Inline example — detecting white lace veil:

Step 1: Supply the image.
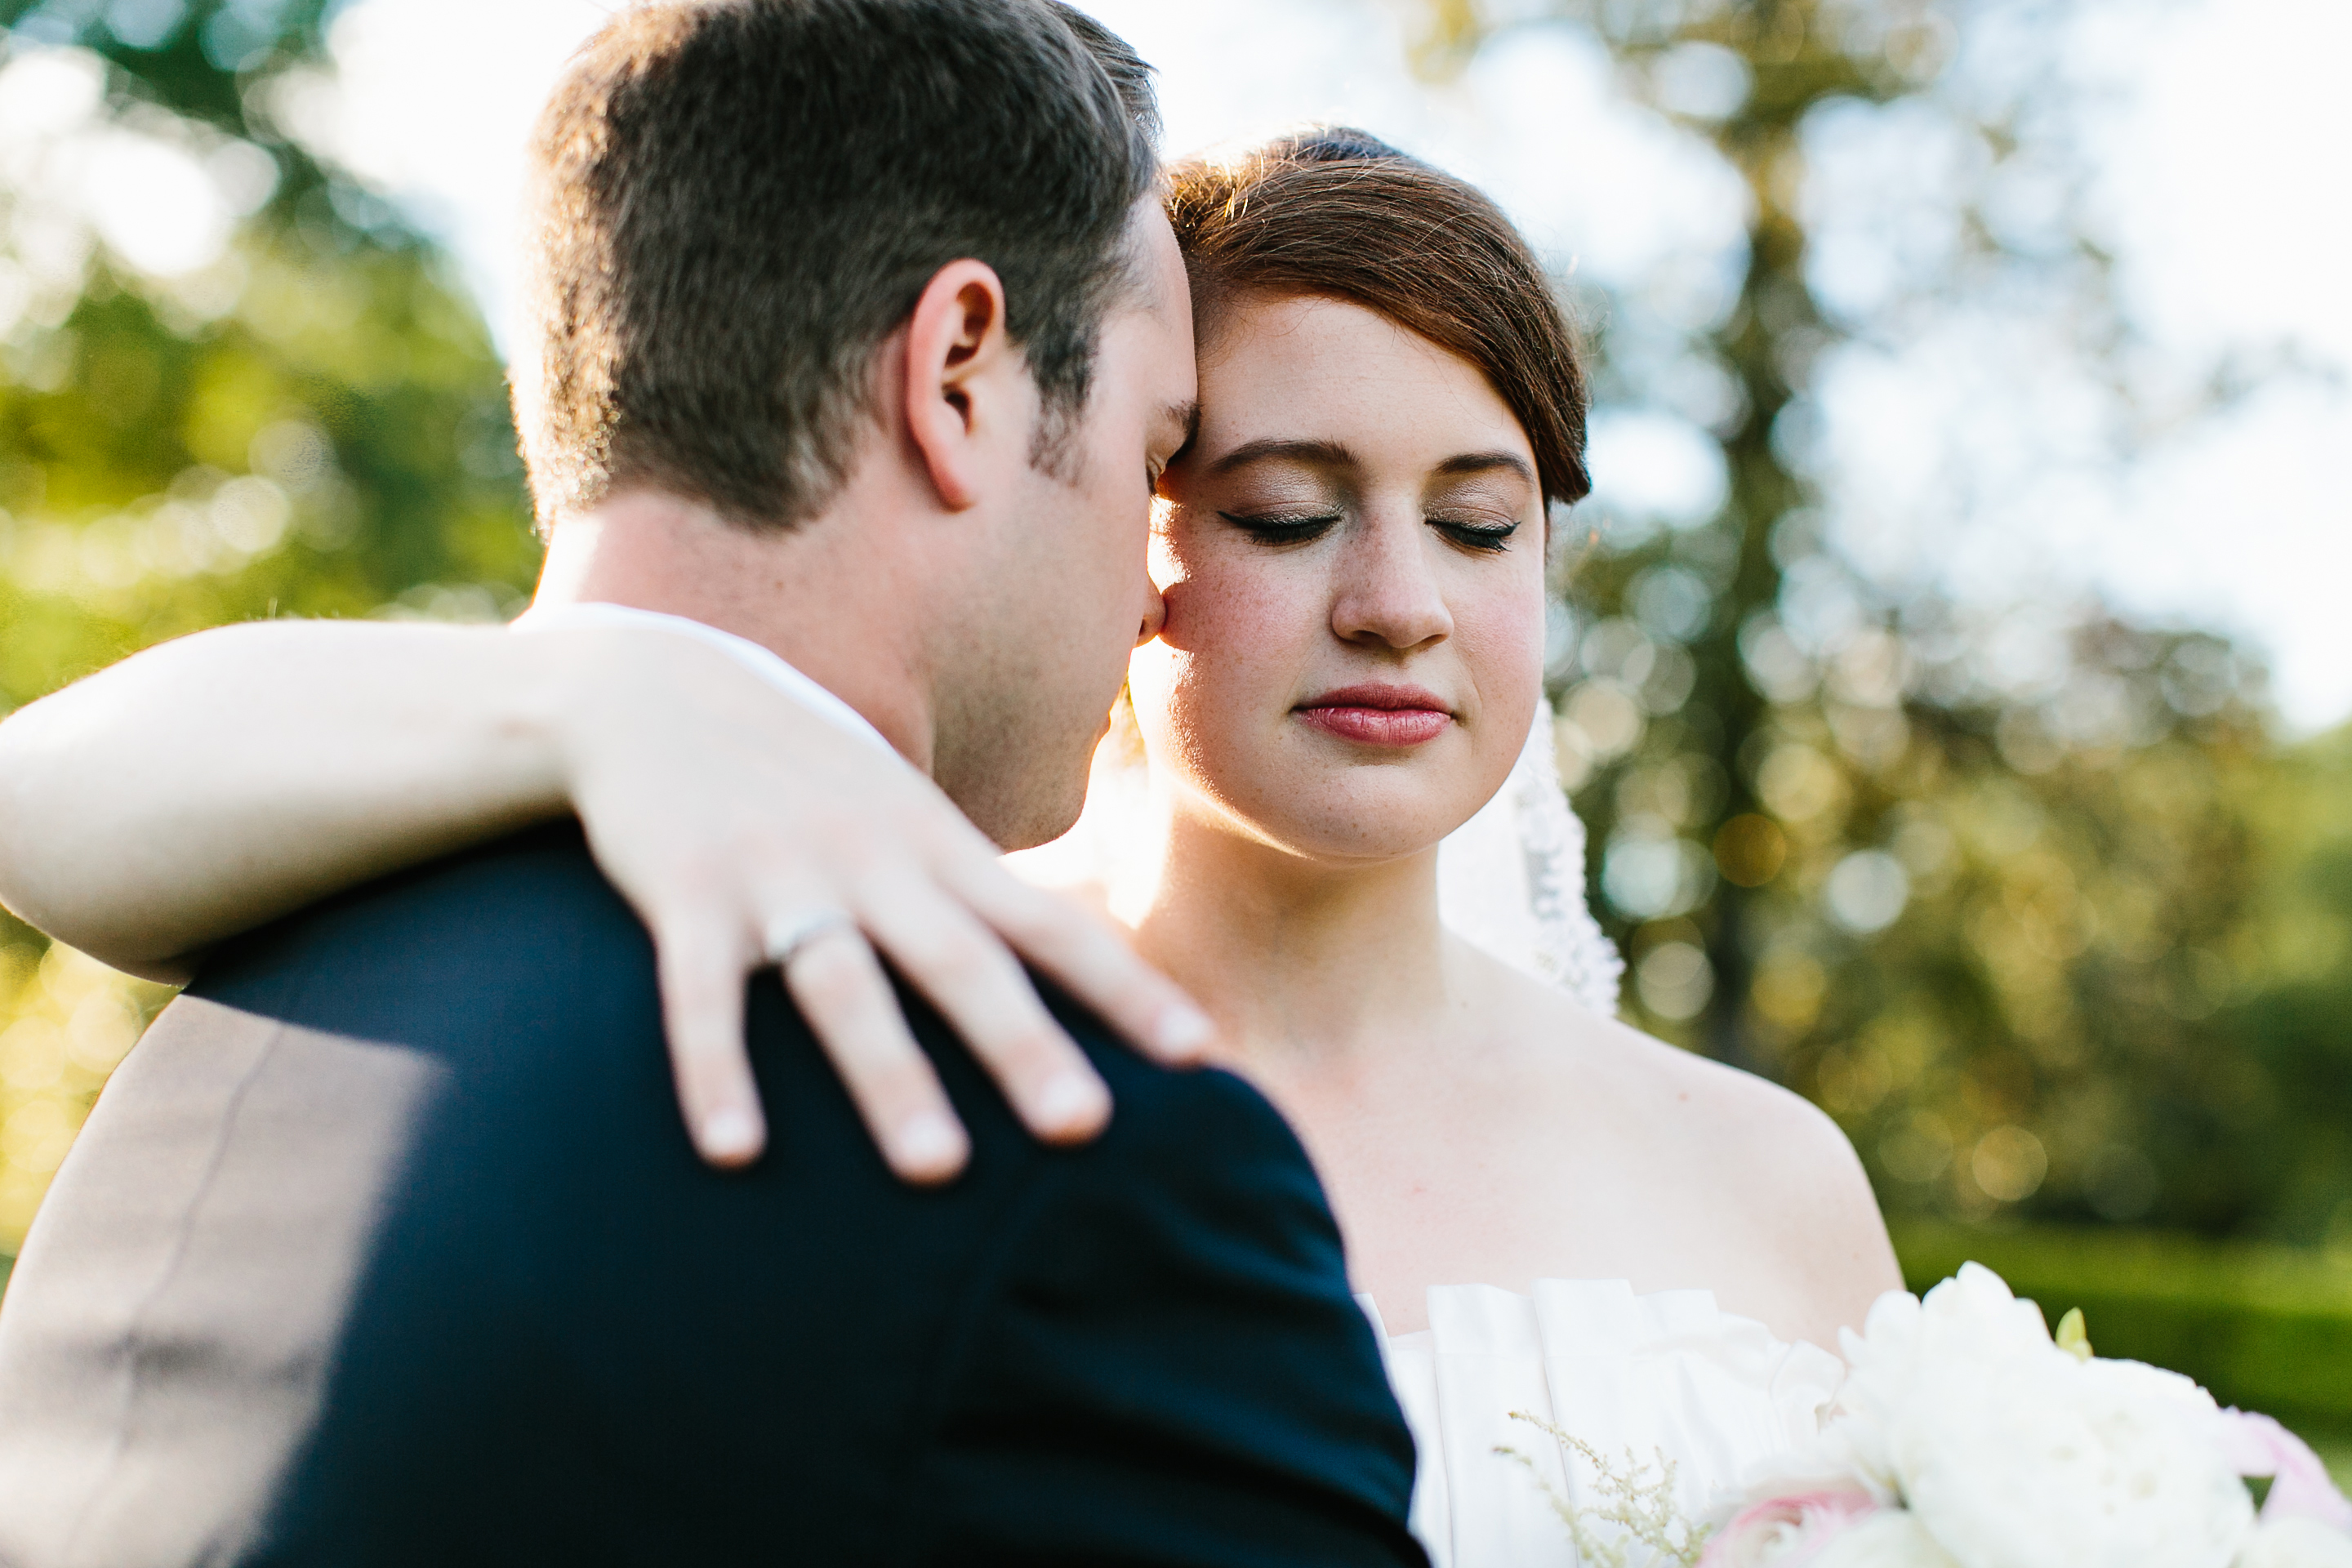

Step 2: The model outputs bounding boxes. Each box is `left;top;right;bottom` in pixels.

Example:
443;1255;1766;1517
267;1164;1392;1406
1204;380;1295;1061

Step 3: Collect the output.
1013;699;1624;1018
1436;697;1623;1017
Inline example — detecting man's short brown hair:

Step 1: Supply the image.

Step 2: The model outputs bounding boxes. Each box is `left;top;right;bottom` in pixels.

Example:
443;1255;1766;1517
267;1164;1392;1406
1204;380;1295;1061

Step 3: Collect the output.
514;0;1157;532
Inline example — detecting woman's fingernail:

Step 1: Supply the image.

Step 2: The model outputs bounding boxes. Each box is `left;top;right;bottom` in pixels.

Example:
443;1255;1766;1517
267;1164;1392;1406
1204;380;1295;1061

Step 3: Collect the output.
1156;1005;1215;1061
701;1108;762;1161
894;1112;966;1174
1033;1070;1109;1134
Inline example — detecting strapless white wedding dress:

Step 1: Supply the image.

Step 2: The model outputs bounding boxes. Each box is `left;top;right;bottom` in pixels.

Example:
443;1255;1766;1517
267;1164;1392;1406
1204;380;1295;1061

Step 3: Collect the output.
1363;1281;1846;1567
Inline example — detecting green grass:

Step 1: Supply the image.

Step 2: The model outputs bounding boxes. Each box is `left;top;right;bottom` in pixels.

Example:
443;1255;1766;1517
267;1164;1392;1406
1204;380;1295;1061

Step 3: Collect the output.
1893;1218;2352;1487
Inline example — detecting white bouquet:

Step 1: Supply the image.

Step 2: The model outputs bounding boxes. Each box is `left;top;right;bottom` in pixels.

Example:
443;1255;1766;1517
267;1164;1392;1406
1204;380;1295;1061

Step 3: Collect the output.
1699;1264;2352;1568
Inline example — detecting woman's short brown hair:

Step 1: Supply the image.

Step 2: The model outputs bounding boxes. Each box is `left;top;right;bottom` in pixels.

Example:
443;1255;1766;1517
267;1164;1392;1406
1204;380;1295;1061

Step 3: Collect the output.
1165;128;1590;509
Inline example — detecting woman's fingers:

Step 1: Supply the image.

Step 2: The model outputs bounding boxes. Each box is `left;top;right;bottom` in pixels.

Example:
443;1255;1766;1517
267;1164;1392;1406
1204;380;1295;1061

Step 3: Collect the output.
653;910;770;1168
781;923;971;1183
947;858;1215;1067
635;808;1213;1183
853;870;1112;1147
568;632;1219;1181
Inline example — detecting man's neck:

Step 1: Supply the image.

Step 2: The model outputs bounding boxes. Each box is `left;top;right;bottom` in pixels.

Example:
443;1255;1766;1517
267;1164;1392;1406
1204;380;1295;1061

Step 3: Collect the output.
532;488;938;772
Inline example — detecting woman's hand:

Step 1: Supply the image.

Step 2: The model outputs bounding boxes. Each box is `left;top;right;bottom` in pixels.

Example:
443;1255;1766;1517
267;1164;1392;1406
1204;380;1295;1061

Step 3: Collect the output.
0;619;1211;1182
550;626;1214;1178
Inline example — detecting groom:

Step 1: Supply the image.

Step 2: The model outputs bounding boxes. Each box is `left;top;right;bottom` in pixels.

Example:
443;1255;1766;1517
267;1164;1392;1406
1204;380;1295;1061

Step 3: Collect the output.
0;2;1424;1563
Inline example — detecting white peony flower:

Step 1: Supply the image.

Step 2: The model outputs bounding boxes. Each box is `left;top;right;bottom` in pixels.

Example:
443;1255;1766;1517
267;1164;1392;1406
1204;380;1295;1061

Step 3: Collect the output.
2237;1518;2352;1568
1827;1263;2062;1503
1827;1264;2255;1568
1809;1510;1962;1568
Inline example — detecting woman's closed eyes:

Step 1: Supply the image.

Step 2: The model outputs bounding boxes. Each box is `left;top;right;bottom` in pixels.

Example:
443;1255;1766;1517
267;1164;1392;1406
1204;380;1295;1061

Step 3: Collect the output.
1218;508;1523;554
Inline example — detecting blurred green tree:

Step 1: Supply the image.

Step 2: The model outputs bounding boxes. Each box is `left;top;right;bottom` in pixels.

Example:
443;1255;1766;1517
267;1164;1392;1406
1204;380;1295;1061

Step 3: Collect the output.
1415;0;2344;1239
0;0;535;1246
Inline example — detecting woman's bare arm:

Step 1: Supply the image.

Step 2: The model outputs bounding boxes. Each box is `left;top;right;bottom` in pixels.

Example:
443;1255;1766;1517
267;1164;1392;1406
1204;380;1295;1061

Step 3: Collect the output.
0;620;1211;1177
0;621;574;978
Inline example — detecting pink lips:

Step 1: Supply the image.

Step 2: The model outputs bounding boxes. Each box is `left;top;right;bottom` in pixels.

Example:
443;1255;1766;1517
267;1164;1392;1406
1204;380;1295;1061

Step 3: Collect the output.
1294;683;1454;747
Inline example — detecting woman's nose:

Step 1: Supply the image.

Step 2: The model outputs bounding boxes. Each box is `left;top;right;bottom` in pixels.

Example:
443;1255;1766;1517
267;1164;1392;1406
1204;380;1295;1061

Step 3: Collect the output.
1330;514;1452;651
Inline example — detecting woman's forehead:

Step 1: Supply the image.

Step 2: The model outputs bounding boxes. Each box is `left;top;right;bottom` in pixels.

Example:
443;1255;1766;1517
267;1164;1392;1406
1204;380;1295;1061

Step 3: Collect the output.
1192;296;1535;472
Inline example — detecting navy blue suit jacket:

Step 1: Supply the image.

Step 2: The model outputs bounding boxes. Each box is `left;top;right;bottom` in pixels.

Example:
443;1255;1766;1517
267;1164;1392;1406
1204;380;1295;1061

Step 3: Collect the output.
57;824;1423;1564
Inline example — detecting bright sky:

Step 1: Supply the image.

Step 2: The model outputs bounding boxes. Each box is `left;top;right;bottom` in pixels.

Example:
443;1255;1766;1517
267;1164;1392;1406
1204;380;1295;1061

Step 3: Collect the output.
292;0;2351;731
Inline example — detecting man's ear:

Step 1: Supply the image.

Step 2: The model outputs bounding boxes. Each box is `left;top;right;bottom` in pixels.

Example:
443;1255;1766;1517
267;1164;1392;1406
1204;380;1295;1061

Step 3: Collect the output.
902;259;1022;512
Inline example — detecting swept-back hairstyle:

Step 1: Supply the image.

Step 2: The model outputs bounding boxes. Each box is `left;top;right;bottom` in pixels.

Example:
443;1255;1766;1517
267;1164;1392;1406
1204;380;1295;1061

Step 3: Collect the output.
514;0;1158;532
1164;128;1590;509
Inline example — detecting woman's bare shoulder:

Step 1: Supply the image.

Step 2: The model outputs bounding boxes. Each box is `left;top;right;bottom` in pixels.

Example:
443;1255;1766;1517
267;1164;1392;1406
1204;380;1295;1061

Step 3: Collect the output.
1648;1038;1904;1340
1612;1019;1883;1202
1519;979;1823;1137
1508;973;1904;1340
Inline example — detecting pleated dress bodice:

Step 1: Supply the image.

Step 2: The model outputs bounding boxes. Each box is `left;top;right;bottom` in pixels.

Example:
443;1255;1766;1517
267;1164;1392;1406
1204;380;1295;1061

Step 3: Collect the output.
1364;1280;1846;1567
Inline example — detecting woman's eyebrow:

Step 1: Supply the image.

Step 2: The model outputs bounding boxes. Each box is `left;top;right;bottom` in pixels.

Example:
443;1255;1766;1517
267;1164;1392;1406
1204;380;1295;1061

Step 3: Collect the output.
1207;438;1356;474
1432;452;1536;484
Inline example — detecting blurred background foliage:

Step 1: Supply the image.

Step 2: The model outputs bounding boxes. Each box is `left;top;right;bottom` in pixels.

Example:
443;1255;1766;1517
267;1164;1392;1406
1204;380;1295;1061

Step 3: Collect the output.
1428;0;2350;1457
0;0;2345;1439
1394;0;2351;1253
0;0;533;1245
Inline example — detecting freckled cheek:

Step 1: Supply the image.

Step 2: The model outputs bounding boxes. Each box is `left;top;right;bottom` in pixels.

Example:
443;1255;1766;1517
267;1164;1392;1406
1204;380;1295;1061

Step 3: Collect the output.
1482;590;1549;673
1454;585;1549;724
1134;562;1318;772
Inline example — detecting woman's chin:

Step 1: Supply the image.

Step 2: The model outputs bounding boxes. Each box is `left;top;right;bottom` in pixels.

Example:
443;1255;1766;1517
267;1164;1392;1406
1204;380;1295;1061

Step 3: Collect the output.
1226;787;1479;866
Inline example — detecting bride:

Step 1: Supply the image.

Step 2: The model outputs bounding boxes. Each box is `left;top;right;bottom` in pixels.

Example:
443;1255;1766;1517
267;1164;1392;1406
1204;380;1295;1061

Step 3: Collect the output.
0;131;1898;1562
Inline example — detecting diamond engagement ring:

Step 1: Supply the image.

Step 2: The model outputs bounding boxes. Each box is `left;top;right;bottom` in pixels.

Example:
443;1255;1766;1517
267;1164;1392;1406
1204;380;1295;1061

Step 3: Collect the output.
761;909;858;968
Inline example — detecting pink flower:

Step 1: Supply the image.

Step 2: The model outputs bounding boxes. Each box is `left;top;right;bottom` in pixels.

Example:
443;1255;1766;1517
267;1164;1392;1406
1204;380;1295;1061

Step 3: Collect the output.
2219;1410;2352;1533
1699;1487;1881;1566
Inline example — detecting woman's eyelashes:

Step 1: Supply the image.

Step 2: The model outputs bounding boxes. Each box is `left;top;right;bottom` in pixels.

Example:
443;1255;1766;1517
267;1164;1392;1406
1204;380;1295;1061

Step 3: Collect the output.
1430;515;1520;553
1217;508;1522;554
1220;510;1343;545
